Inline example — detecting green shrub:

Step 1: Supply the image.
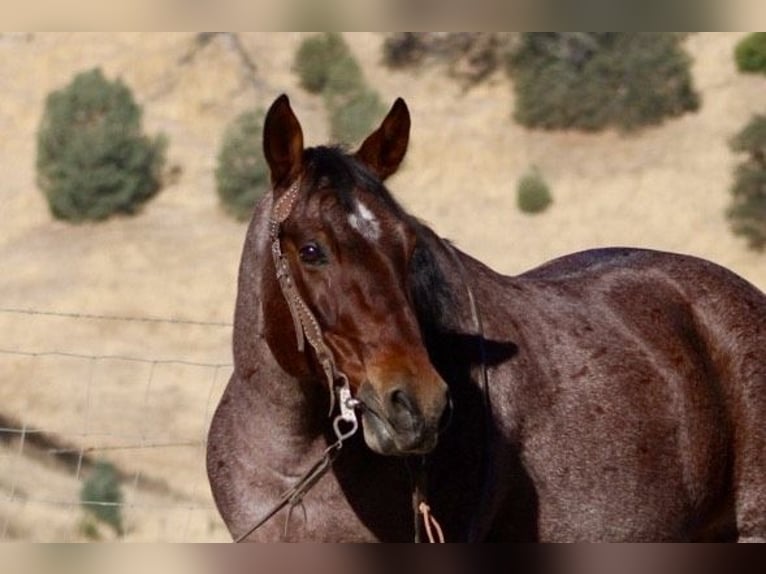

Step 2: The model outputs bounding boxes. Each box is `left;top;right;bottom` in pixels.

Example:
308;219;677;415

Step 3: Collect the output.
517;168;553;214
36;68;166;222
293;33;350;94
80;460;124;536
734;33;766;74
322;49;383;145
294;33;384;146
328;88;386;146
727;114;766;250
382;33;428;68
215;108;269;220
323;52;365;100
382;33;519;84
508;33;700;132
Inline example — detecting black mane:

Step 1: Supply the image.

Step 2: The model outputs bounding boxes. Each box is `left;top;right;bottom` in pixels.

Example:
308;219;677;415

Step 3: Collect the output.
408;234;456;340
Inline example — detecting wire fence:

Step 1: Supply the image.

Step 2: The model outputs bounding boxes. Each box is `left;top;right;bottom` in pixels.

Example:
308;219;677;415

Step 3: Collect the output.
0;307;235;541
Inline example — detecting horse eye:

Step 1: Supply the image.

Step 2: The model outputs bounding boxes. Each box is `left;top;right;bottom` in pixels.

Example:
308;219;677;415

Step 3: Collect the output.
298;242;326;265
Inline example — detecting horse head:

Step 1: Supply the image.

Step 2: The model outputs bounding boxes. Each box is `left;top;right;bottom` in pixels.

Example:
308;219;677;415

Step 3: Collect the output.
260;95;449;456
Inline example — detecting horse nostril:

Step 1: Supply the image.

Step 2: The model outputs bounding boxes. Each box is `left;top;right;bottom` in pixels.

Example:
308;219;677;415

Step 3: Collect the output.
377;383;447;454
385;387;423;435
388;388;416;415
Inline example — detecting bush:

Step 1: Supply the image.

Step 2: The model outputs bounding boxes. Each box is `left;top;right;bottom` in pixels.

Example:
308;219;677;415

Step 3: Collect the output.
36;68;166;222
734;33;766;74
328;87;385;146
294;33;384;146
517;168;553;214
215;108;269;220
382;33;429;68
323;52;365;100
80;460;124;536
727;114;766;250
383;33;519;84
508;33;700;132
293;33;350;94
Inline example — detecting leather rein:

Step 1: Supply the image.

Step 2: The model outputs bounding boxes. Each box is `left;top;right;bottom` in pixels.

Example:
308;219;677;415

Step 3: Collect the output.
236;178;487;543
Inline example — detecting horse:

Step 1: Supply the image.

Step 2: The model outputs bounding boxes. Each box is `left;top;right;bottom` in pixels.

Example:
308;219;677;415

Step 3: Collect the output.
207;94;766;542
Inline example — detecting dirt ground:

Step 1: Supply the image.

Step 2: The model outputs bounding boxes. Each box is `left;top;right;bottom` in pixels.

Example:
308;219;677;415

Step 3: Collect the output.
0;32;763;541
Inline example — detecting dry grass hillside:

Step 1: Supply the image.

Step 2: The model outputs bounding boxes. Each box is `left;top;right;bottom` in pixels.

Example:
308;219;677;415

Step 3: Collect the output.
0;32;763;541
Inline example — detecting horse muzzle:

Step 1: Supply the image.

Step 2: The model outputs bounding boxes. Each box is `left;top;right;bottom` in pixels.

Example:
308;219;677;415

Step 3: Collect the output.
357;379;449;456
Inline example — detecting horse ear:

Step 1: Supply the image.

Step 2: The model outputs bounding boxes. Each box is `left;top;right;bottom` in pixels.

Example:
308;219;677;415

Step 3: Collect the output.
263;94;304;189
355;98;410;181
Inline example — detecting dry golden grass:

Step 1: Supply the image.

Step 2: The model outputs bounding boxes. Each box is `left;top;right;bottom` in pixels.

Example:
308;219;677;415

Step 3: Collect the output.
0;32;763;541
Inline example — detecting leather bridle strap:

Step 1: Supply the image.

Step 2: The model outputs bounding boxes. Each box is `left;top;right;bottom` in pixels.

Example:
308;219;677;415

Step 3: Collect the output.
234;434;345;542
269;178;343;415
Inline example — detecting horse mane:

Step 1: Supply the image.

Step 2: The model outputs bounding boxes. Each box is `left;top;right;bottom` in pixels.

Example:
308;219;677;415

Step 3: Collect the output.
408;231;456;341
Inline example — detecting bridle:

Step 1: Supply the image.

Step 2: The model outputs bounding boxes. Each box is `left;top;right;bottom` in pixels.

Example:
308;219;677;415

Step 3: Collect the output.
236;177;488;543
268;178;356;422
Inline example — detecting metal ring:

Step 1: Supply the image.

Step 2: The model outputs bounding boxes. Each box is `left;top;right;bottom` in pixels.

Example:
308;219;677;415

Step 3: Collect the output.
332;414;359;444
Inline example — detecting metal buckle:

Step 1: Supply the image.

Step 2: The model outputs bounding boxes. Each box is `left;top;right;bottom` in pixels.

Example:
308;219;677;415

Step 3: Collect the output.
332;380;360;444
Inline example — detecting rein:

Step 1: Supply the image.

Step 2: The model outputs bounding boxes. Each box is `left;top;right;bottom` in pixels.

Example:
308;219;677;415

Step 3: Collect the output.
237;178;489;543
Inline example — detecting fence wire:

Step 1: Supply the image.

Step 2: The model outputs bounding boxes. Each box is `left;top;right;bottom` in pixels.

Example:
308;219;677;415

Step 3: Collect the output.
0;307;234;541
0;306;234;328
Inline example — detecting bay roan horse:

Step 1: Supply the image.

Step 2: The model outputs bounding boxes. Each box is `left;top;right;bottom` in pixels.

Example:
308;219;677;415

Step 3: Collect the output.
207;94;766;542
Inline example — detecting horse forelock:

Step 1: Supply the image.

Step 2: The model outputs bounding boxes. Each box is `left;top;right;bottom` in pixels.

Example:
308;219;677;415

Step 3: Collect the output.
302;146;406;216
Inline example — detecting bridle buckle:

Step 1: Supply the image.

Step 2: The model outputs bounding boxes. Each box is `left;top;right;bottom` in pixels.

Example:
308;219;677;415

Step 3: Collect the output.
332;378;360;443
